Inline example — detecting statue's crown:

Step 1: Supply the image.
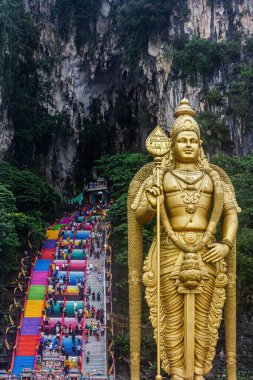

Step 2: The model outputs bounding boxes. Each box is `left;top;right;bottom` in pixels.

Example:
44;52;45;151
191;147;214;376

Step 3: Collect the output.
170;98;200;141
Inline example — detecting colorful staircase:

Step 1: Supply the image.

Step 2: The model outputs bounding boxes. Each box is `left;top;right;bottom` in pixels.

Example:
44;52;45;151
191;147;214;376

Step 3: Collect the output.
12;226;59;375
11;209;109;379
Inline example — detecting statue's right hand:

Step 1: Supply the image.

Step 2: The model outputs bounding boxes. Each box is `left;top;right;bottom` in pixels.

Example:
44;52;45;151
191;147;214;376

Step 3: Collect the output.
146;185;164;209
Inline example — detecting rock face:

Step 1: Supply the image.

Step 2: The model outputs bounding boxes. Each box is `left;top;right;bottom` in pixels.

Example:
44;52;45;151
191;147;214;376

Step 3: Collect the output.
1;0;253;187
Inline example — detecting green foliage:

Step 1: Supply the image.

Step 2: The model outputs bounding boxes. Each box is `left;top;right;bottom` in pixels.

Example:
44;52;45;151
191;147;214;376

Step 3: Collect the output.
114;0;187;68
0;210;20;273
212;154;253;281
0;161;61;218
244;37;253;55
204;89;223;107
172;37;240;81
0;160;61;274
222;62;253;128
0;0;71;166
9;213;44;248
196;111;232;155
53;0;102;50
0;185;16;212
114;334;130;358
96;152;151;264
208;369;253;379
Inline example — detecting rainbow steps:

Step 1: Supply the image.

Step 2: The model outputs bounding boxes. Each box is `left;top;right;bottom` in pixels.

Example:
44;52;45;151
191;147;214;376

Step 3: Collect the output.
12;229;57;376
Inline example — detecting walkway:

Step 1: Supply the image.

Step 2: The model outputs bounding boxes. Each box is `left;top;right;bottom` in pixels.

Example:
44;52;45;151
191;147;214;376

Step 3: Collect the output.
83;225;107;378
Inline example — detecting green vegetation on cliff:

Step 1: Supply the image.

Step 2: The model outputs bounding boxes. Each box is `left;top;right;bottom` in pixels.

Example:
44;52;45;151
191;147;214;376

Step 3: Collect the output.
0;0;71;167
0;161;61;274
53;0;102;50
115;0;188;68
172;37;240;80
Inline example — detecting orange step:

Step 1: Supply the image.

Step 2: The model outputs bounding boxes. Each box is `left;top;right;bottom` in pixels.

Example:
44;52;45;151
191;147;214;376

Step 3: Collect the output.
46;230;59;239
24;300;44;317
16;335;38;356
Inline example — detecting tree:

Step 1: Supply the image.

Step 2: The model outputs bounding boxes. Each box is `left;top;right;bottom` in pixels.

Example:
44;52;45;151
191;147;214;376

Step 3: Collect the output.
0;185;16;212
0;160;61;276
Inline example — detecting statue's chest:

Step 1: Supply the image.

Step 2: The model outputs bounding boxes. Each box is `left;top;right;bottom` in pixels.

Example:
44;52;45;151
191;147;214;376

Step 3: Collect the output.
163;172;213;213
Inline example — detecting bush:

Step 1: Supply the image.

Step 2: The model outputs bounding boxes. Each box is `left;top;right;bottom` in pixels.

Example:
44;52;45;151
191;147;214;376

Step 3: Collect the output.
115;0;187;68
0;160;61;274
196;111;232;155
204;89;223;107
172;37;240;80
53;0;102;50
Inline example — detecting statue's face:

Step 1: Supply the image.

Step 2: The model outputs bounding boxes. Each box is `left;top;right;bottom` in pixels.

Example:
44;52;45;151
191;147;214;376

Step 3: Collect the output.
173;131;200;163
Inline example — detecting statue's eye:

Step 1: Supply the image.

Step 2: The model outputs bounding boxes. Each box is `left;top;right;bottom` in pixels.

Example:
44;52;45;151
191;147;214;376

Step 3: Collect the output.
190;139;198;143
178;138;187;143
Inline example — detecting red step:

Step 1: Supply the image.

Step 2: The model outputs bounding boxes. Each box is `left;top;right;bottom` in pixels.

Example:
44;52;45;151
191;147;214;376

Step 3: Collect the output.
16;335;38;356
41;248;54;259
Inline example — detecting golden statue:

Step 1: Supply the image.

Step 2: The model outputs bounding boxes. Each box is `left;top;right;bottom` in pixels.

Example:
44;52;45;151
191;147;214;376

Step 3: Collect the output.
128;99;240;380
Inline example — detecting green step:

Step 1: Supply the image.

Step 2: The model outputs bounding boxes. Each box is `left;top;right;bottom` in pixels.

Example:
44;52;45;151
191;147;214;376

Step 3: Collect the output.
28;285;46;300
65;301;84;317
53;223;61;230
72;250;87;260
53;302;62;317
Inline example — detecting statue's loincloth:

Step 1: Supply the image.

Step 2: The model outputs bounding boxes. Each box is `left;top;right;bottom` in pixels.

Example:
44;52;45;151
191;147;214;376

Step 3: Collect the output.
158;230;216;278
143;230;223;376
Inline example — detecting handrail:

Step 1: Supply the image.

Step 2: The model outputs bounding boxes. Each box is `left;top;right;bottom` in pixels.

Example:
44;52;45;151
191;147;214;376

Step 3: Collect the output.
81;250;88;373
105;222;115;380
81;213;91;374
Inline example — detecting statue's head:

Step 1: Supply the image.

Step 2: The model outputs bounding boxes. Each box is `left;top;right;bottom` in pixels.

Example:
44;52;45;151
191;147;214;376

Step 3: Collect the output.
164;99;208;169
170;98;200;143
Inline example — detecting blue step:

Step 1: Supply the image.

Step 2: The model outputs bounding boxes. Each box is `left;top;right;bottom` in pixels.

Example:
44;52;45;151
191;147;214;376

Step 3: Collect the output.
12;356;35;375
34;259;51;271
63;231;74;239
75;230;90;239
62;335;82;355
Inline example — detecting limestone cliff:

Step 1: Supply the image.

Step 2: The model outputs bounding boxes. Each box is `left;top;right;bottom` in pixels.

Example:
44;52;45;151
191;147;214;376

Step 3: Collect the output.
1;0;253;187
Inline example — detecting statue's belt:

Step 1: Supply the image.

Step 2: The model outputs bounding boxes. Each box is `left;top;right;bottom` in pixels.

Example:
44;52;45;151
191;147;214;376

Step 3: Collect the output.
156;231;216;277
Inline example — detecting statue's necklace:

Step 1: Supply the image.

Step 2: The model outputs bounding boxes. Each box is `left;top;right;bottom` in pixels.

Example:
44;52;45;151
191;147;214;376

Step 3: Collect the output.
172;172;205;214
172;169;204;185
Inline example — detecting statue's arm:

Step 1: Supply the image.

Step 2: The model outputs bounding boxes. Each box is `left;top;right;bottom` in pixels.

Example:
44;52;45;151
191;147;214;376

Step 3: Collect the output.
203;180;239;263
221;182;240;246
222;212;238;245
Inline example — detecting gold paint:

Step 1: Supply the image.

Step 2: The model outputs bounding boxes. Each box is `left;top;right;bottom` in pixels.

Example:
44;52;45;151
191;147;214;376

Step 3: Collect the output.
146;125;169;378
128;270;142;286
128;99;239;379
130;352;140;365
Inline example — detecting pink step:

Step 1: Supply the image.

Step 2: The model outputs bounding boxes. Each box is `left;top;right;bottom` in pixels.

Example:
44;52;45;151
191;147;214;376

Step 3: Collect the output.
31;271;48;285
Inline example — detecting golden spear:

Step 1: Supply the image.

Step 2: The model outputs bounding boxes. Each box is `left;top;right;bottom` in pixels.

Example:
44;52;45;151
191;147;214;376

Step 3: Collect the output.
146;125;170;380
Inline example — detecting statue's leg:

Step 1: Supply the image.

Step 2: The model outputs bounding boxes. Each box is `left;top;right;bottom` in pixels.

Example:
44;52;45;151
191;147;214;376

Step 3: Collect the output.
160;273;184;376
195;275;215;377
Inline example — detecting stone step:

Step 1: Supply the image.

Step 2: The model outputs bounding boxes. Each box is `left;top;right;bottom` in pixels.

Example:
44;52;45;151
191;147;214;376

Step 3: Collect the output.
84;236;107;375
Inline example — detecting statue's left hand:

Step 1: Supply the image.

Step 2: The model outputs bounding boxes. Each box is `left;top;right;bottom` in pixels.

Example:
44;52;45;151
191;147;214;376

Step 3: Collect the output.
202;243;230;263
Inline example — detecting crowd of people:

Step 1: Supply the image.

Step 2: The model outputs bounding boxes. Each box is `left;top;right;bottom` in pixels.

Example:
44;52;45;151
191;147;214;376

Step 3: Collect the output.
35;202;109;376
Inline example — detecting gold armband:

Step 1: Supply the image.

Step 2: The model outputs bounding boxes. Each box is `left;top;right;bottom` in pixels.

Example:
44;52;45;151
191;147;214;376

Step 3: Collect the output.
222;238;233;249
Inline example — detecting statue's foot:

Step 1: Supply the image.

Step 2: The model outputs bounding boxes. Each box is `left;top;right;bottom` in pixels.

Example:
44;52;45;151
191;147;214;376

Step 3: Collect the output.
170;376;183;380
194;376;205;380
